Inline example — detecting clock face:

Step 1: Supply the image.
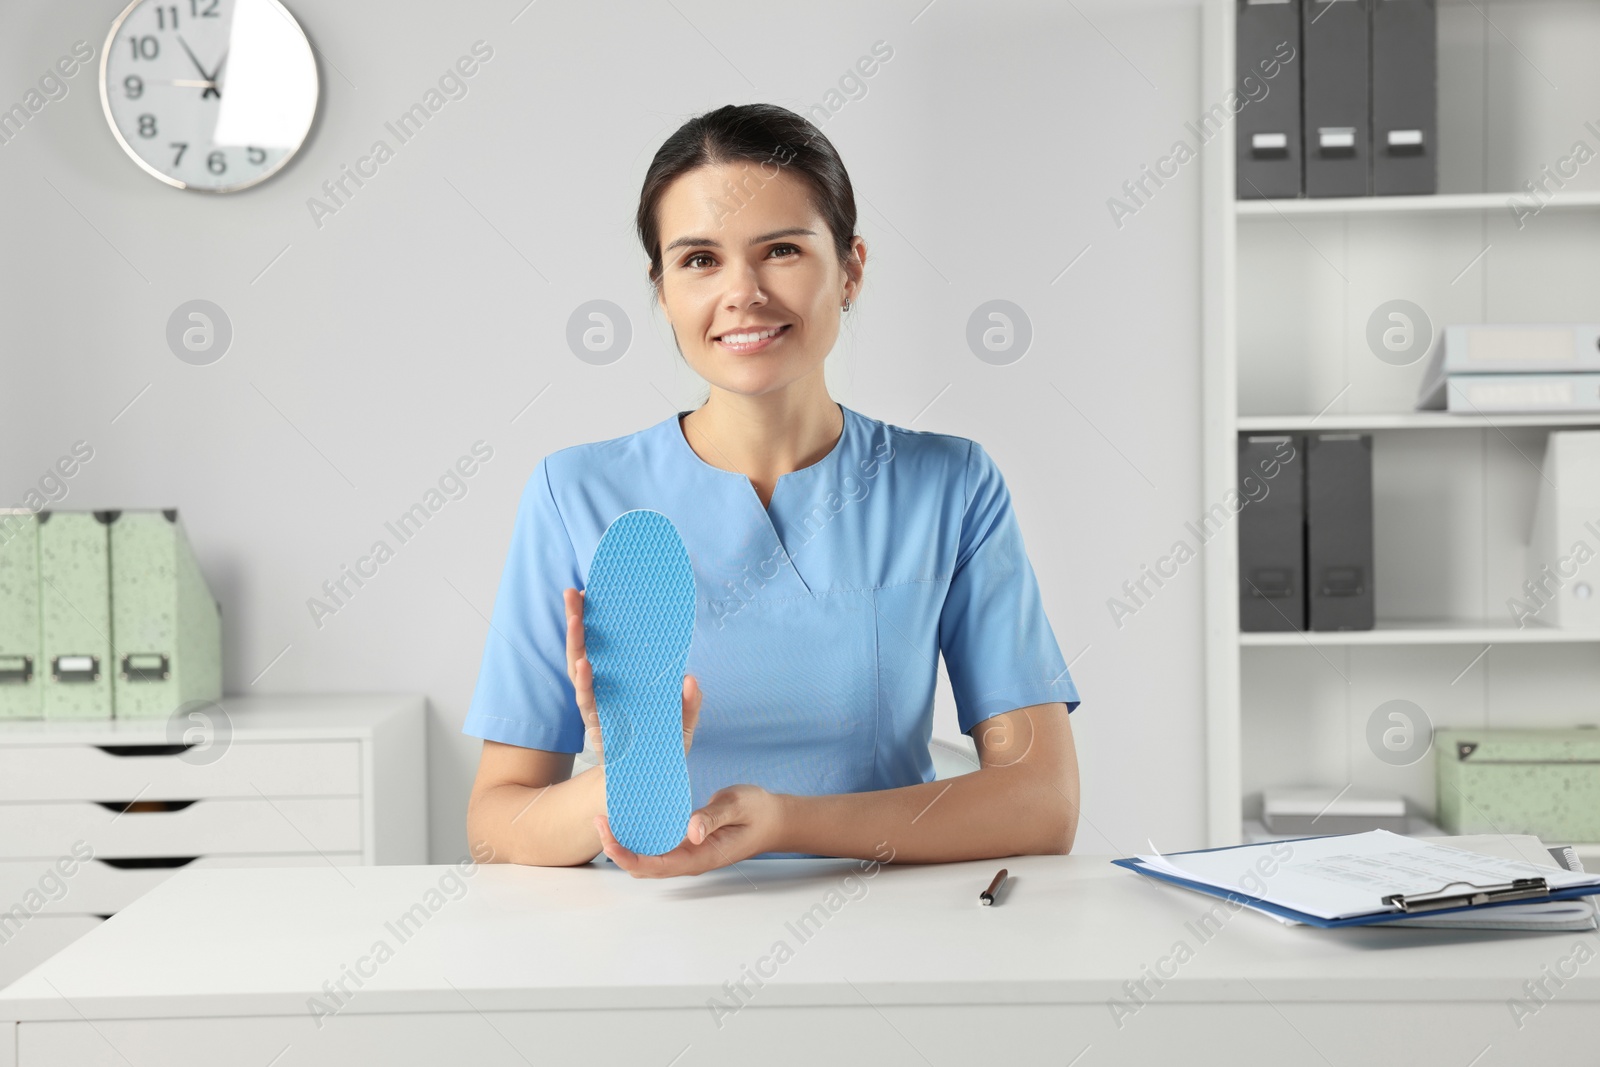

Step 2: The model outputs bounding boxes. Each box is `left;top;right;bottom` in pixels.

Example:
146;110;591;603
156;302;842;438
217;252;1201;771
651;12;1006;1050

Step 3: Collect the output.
100;0;318;192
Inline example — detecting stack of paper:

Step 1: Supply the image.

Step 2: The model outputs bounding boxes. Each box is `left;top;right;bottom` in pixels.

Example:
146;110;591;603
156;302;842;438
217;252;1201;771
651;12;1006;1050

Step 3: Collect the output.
1117;830;1600;930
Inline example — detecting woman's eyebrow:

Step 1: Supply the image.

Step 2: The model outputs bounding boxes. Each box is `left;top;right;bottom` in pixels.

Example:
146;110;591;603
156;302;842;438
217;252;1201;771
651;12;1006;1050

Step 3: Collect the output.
664;227;817;253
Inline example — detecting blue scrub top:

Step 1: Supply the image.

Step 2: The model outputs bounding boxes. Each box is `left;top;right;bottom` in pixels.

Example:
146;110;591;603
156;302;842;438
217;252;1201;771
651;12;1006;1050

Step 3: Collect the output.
462;402;1080;858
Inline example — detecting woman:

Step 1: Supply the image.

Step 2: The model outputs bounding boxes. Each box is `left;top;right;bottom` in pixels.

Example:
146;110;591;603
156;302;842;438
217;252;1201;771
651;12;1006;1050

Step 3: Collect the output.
464;103;1081;877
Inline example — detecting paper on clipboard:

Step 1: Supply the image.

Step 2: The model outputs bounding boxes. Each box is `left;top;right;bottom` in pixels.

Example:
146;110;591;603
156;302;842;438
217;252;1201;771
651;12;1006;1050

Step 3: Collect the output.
1134;830;1600;922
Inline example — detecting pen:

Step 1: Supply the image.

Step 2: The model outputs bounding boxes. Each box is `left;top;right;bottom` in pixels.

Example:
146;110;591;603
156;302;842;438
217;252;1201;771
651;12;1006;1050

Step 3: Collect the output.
980;867;1008;906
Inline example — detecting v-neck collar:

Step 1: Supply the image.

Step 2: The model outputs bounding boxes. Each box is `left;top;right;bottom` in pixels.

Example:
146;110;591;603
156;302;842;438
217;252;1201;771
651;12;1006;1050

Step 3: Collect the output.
668;402;852;509
665;402;855;597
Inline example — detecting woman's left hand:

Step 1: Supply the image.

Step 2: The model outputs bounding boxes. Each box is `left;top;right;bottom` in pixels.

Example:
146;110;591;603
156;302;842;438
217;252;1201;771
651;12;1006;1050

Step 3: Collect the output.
594;784;785;877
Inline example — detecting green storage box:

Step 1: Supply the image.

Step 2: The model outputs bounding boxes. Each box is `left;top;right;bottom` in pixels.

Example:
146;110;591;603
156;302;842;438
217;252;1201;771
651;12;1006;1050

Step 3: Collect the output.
108;509;222;719
1436;727;1600;843
0;509;42;719
38;510;115;720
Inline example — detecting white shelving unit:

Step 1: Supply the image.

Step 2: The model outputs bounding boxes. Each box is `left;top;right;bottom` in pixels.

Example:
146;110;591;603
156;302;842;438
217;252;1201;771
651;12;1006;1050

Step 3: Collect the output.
1200;0;1600;848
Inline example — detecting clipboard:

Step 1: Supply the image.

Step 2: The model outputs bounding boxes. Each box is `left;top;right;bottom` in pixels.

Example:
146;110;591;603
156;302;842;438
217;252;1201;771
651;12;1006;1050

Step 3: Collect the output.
1112;835;1600;929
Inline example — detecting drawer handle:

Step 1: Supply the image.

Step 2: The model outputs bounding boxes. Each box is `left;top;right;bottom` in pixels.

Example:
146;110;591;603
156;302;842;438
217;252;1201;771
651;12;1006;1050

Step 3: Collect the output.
121;653;171;682
0;654;33;684
95;800;198;814
95;857;200;869
94;743;195;757
52;655;100;683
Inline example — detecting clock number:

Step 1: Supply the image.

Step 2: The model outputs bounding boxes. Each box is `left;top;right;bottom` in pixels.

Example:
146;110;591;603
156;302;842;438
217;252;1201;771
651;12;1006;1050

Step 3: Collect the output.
207;150;227;175
137;114;157;138
154;5;179;29
246;146;267;165
188;0;220;16
124;75;144;99
170;143;188;166
128;35;159;60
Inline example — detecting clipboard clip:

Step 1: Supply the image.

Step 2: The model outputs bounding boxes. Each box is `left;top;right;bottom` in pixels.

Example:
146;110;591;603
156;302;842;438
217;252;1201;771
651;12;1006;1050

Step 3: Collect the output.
1382;877;1551;913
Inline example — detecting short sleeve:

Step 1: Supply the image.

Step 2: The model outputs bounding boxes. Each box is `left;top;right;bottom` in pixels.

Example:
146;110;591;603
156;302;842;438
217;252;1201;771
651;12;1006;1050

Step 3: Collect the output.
939;440;1080;735
461;458;587;752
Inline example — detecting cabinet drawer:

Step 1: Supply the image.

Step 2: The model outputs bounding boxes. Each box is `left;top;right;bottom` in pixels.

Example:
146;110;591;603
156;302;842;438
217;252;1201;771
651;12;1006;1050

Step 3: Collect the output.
0;853;363;917
0;915;102;990
0;799;362;859
0;741;361;802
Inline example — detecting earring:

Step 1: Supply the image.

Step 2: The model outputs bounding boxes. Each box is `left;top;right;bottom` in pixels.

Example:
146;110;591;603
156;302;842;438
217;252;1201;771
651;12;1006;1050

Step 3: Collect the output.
842;298;853;312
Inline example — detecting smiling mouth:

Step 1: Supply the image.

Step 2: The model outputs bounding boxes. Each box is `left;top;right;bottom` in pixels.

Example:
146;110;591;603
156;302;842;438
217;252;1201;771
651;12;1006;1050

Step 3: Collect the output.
713;323;791;353
714;324;790;342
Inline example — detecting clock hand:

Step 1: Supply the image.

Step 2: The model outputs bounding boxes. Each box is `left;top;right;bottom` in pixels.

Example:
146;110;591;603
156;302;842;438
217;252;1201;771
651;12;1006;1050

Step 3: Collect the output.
176;35;222;99
175;34;211;80
205;50;229;89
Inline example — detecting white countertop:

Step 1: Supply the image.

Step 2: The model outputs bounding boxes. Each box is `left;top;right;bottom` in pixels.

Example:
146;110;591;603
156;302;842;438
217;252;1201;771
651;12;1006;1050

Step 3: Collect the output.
4;852;1597;1022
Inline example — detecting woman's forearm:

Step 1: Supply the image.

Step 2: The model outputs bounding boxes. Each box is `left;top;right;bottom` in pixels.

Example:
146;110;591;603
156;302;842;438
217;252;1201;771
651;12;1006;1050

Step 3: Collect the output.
467;765;608;867
775;760;1078;864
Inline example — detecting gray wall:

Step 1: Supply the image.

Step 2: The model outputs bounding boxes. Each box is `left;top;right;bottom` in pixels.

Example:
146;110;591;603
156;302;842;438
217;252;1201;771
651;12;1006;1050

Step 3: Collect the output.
0;0;1206;862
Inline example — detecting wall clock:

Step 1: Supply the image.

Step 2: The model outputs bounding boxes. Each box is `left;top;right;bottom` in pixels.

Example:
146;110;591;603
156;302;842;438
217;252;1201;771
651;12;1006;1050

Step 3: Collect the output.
100;0;319;192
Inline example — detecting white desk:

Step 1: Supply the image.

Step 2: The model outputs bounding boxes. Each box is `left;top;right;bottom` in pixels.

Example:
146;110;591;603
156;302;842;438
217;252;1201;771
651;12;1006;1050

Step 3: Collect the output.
1;854;1596;1066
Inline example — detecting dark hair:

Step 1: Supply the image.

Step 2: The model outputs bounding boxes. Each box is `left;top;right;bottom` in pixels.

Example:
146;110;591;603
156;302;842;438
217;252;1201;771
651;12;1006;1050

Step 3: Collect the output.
636;103;858;299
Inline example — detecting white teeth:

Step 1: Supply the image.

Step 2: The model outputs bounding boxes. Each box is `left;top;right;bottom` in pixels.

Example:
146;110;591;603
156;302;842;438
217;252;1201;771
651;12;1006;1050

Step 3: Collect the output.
720;326;784;344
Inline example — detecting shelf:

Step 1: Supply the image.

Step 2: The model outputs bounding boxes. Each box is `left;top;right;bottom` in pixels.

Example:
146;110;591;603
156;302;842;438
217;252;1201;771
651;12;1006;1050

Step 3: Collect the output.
1237;413;1600;432
1235;190;1600;217
1240;619;1600;647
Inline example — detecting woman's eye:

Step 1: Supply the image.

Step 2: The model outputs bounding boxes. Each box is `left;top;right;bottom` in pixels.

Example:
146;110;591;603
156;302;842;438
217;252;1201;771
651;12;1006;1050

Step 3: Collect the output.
683;244;798;270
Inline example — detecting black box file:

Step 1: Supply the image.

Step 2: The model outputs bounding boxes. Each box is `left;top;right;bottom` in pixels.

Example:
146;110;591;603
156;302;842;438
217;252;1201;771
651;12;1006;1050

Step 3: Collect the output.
1236;0;1303;199
1305;433;1375;630
1371;0;1438;195
1301;0;1371;197
1239;434;1306;632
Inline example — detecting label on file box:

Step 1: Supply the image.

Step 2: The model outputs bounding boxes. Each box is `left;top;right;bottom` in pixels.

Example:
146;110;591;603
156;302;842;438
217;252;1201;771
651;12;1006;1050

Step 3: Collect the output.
1317;127;1357;151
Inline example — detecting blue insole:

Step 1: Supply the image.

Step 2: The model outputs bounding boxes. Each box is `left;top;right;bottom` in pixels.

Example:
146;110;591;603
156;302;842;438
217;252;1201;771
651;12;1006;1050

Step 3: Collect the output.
583;509;696;856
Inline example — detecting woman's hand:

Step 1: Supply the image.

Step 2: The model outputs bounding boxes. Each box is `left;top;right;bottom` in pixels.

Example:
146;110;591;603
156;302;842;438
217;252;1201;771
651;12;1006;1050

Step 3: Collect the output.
594;785;786;877
564;587;701;765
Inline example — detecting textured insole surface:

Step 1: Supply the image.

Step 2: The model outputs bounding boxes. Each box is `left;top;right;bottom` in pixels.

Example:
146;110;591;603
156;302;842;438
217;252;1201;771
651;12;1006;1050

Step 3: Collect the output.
584;509;696;856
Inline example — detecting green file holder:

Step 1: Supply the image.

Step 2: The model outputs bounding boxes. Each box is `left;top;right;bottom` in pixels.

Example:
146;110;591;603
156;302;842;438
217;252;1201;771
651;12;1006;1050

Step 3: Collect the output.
0;510;42;719
1437;727;1600;843
38;511;115;720
108;509;222;719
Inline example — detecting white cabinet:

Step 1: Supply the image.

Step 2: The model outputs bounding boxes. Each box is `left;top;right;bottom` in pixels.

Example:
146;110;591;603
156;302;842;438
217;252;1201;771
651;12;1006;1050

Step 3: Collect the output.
0;694;425;990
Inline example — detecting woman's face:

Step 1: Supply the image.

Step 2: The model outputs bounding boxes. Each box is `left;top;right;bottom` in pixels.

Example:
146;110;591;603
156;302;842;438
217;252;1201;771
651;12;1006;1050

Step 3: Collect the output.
653;162;862;400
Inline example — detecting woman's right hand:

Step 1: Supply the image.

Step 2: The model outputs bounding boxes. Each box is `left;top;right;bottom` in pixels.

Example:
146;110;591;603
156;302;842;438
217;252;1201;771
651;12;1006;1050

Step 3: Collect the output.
564;586;701;767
